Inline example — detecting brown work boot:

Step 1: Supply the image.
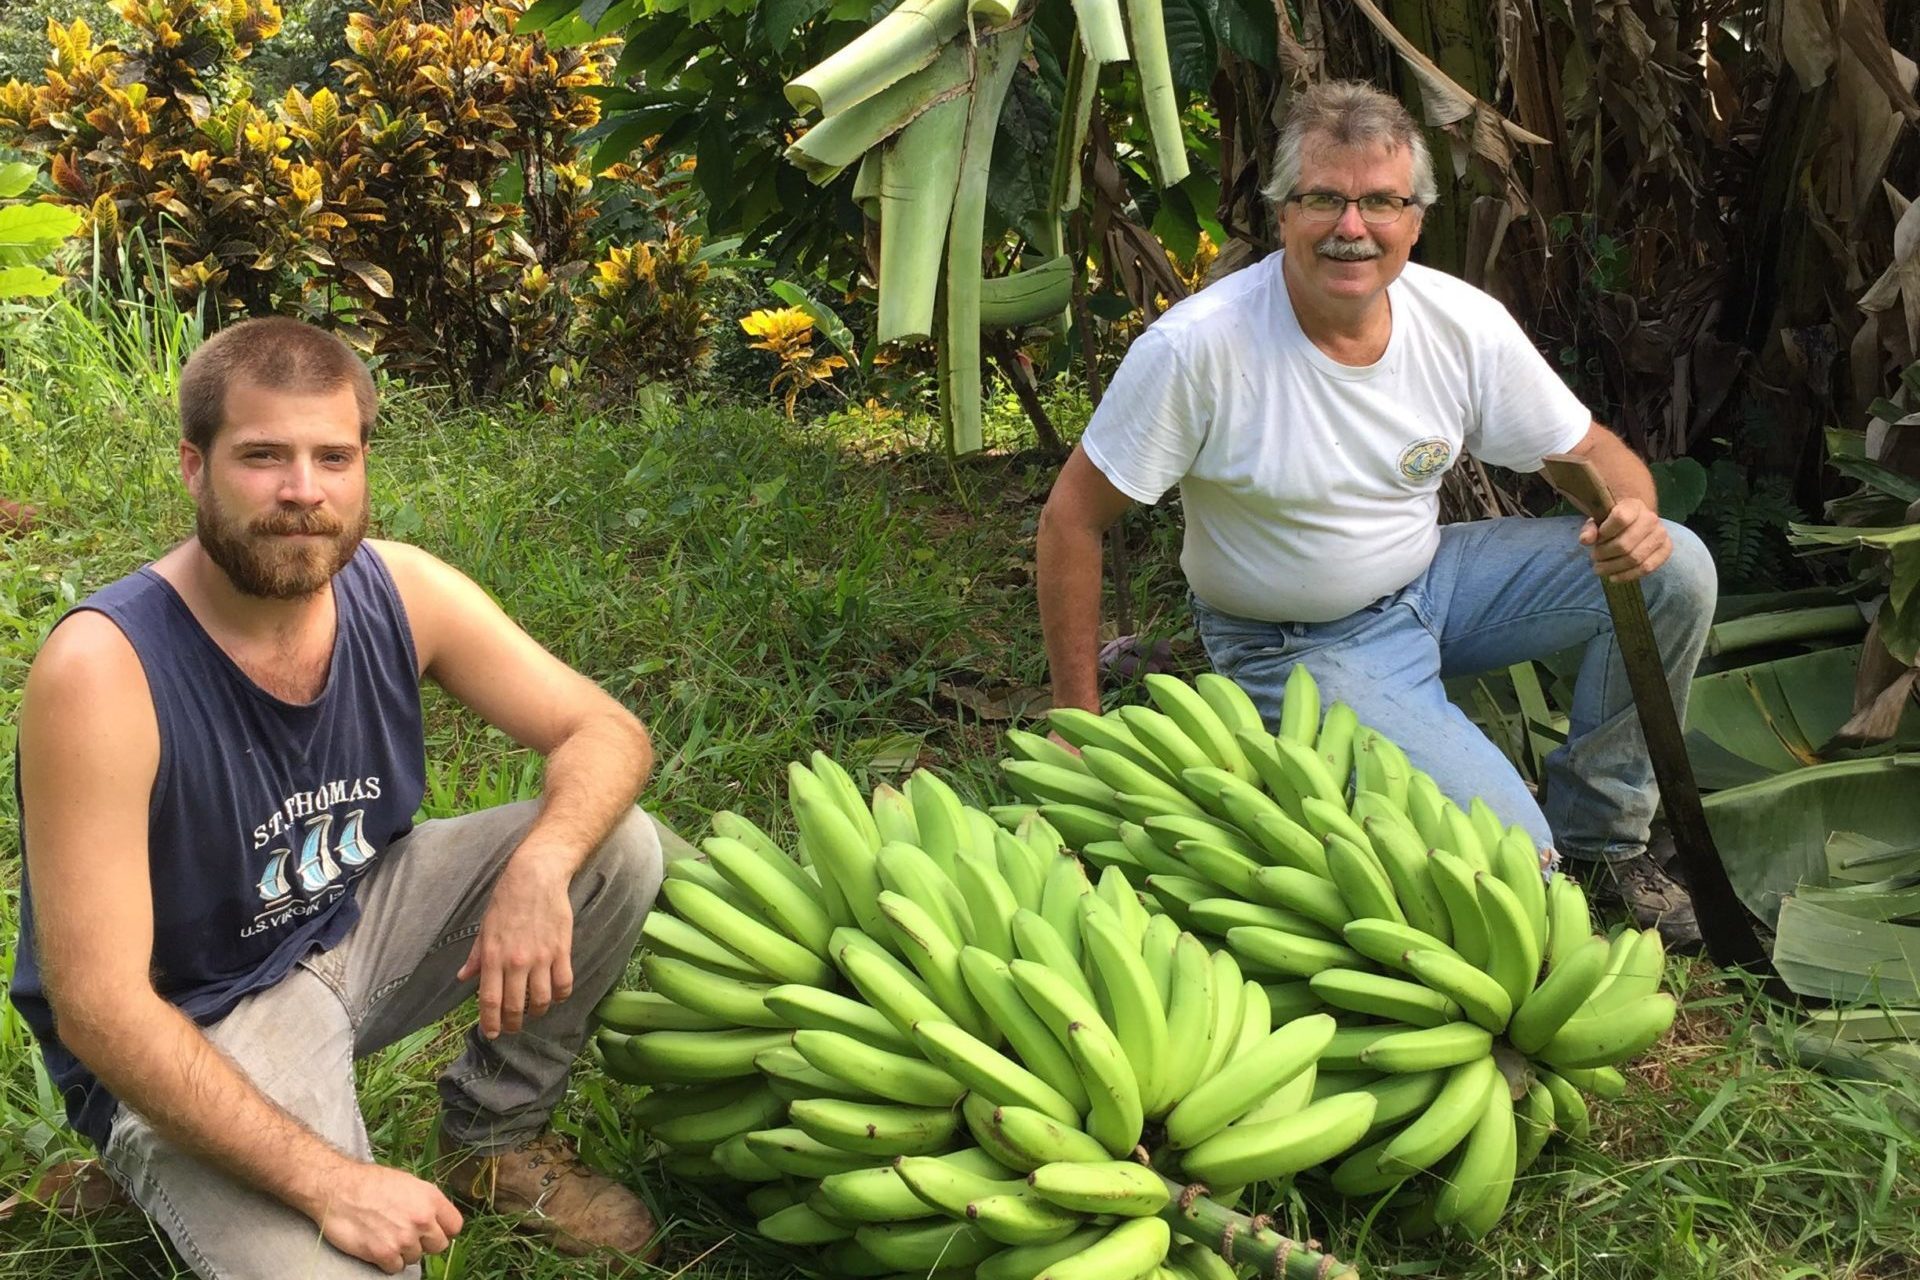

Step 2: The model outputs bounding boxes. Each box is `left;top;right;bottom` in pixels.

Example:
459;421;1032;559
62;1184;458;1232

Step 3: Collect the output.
440;1128;660;1264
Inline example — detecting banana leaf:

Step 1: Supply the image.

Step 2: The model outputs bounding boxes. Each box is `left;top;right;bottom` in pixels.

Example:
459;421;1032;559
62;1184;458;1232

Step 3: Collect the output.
1772;895;1920;1005
1752;1010;1920;1125
1699;755;1920;925
1682;645;1920;788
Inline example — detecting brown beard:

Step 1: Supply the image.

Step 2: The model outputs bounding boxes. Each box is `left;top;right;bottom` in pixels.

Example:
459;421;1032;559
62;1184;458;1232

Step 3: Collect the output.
196;490;369;600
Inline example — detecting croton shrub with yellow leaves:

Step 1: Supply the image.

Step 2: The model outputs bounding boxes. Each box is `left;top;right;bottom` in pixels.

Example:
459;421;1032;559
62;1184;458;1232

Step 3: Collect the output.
0;0;703;396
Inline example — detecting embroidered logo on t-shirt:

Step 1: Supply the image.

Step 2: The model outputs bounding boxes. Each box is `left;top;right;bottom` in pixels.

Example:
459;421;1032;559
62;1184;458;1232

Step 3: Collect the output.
1398;438;1453;481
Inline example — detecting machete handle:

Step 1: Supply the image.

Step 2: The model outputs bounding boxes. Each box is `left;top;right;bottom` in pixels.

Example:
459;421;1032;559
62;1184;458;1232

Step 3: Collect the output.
1540;454;1615;523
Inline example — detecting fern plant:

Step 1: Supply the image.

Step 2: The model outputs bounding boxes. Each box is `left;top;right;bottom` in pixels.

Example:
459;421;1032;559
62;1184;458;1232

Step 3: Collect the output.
1694;459;1804;594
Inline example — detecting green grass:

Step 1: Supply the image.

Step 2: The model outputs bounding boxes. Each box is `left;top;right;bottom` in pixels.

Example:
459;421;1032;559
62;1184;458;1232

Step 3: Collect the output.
1;296;1915;1278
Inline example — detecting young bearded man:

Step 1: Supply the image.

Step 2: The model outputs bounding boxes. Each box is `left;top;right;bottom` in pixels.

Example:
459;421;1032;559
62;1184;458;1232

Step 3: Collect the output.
1037;81;1717;951
11;317;666;1275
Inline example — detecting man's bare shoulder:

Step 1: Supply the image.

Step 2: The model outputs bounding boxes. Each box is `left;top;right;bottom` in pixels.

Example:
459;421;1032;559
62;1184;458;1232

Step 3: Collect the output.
30;609;146;699
22;609;158;772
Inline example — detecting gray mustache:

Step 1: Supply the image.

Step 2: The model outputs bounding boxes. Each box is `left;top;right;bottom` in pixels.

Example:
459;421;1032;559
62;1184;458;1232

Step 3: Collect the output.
1316;237;1382;261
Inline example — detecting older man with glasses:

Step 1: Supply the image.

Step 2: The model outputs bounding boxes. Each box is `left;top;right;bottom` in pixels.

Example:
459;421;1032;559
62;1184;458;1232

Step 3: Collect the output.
1035;79;1715;950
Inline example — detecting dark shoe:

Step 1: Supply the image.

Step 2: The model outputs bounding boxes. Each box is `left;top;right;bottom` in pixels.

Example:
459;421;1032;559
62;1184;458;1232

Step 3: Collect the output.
441;1128;660;1264
1574;851;1704;953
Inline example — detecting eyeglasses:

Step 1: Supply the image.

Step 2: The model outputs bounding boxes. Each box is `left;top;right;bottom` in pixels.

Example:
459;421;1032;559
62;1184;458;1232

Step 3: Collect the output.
1286;191;1421;226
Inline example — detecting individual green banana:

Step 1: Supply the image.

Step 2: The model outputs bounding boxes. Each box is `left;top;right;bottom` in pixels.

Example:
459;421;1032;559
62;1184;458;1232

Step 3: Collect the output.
1082;911;1173;1119
1066;1018;1145;1157
659;877;836;987
1261;980;1324;1023
628;1077;763;1128
1545;872;1595;969
1082;838;1146;877
663;852;756;910
1378;1053;1497;1173
1162;1013;1335;1149
1145;875;1214;931
1539;992;1677;1069
1493;823;1550;944
1556;1064;1627;1098
702;833;836;955
1178;1091;1377;1184
1081;745;1208;817
965;1189;1085;1246
1361;813;1453;942
791;762;888;935
1466;796;1504;857
832;925;950;1038
757;1201;855;1244
1352;728;1411;807
1329;1131;1413;1196
958;946;1091;1111
645;1079;786;1150
1191;949;1246;1087
1314;701;1359;794
754;1044;883;1102
1427;849;1492;969
991;803;1042;829
1278;664;1321;746
1188;895;1333;944
1506;933;1610;1055
1357;1022;1495;1074
1117;704;1215;777
1094;862;1152;946
1513;1077;1555;1173
807;751;882;849
1011;908;1097;1004
1173;839;1268;902
905;768;972;867
711;1132;784;1182
1247;864;1351;932
953;846;1020;961
891;1151;1027;1217
639;952;784;1029
1224;924;1364;977
1536;1068;1590;1140
1319;1023;1418;1071
593;988;724;1034
1195;672;1265;738
878;889;991;1039
1434;1070;1516;1234
1002;758;1120;811
976;1225;1112;1280
1034;1216;1171;1280
1005;728;1091;775
1143;813;1261;861
746;1126;887;1178
1212;777;1328;875
910;1018;1080;1125
1140;914;1181;1006
1476;871;1543;1010
710;808;793;867
640;907;778;982
1232;980;1273;1060
1355;1067;1451;1135
1145;673;1255;779
1270;735;1346;808
1341;917;1463;973
1402;947;1513;1033
745;1181;805;1219
877;840;972;946
994;825;1048;905
790;1096;963;1157
1028;1160;1169;1216
1039;855;1093;963
855;1218;1001;1269
1235;729;1309;821
1441;803;1491;875
1588;927;1667;1014
1309;968;1461;1028
972;1097;1110;1170
1048;709;1177;784
624;1028;790;1083
1322;831;1406;925
1118;821;1192;879
868;781;923;848
791;1028;966;1107
1159;932;1216;1101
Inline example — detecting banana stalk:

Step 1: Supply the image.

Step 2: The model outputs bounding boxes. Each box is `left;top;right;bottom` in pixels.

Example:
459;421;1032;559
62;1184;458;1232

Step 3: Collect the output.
786;42;974;184
1070;0;1130;63
786;0;971;117
940;24;1026;455
852;150;881;220
968;0;1021;20
876;92;970;343
979;256;1073;327
1153;1173;1359;1279
1050;32;1099;221
1121;0;1189;186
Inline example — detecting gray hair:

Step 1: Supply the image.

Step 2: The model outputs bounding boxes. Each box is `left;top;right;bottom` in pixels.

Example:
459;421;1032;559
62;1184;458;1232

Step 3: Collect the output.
1260;80;1440;209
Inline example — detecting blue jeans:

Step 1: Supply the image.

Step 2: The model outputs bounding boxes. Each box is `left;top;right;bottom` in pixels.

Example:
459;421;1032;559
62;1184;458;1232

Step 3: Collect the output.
1191;517;1717;863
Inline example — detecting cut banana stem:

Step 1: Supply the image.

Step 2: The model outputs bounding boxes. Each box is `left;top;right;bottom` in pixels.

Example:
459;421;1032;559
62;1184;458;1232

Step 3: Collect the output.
786;0;969;116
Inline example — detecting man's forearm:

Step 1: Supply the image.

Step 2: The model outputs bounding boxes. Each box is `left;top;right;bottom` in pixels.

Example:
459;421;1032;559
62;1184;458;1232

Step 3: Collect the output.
64;994;351;1220
1037;515;1107;714
1584;427;1658;511
510;710;653;880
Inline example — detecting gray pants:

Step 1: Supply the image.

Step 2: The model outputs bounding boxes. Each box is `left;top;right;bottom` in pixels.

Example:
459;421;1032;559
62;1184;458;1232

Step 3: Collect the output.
100;802;664;1279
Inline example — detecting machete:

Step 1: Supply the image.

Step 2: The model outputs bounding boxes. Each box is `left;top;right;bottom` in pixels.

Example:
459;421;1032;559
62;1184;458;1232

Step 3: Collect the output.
1540;453;1772;972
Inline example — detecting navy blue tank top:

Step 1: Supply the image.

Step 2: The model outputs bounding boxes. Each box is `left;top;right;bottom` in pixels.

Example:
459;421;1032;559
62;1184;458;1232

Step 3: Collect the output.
9;544;426;1148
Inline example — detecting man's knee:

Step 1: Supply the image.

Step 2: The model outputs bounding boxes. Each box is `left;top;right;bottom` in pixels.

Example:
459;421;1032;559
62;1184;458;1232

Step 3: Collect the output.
1648;521;1717;624
577;807;664;928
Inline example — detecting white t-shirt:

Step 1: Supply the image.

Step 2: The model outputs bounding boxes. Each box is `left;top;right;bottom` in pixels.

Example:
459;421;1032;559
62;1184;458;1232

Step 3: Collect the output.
1080;253;1592;622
